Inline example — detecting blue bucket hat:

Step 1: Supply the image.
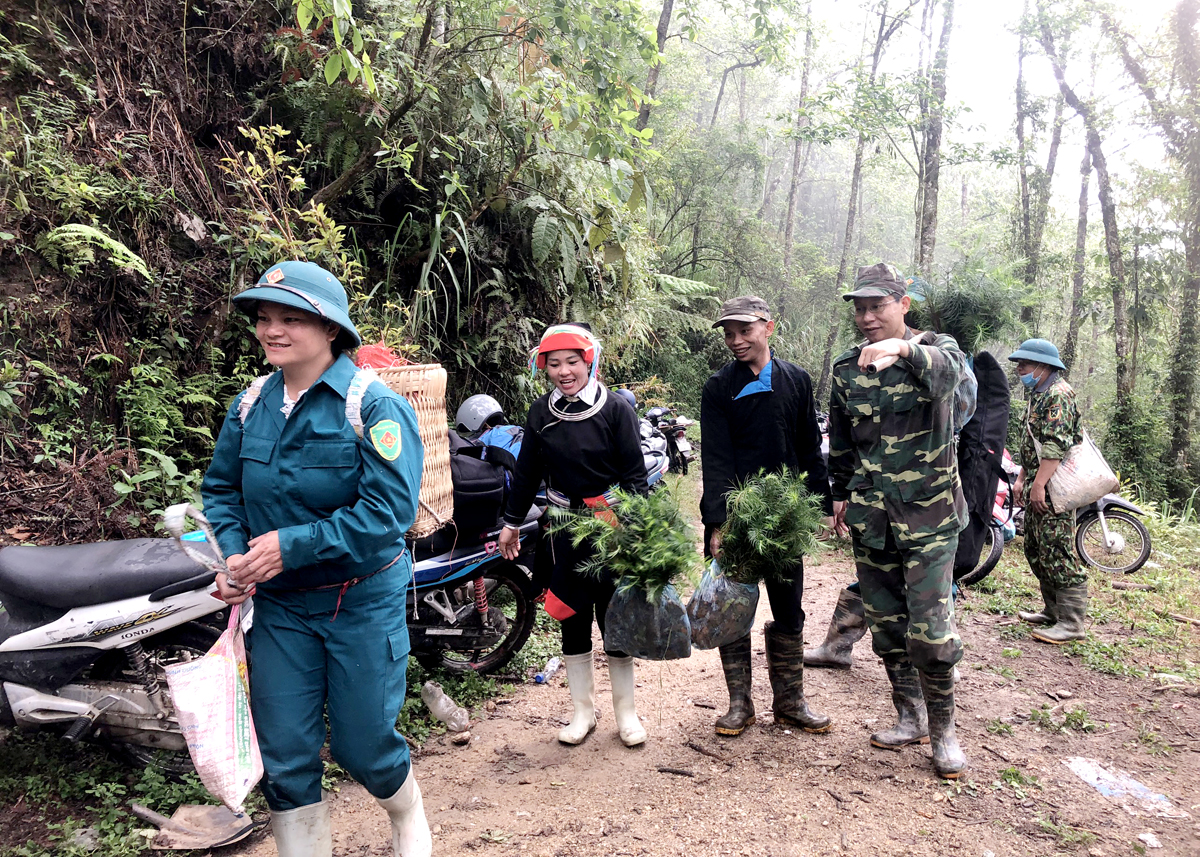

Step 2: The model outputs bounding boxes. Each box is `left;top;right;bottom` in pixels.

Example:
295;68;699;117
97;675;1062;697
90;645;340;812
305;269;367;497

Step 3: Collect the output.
1008;338;1065;371
233;261;362;347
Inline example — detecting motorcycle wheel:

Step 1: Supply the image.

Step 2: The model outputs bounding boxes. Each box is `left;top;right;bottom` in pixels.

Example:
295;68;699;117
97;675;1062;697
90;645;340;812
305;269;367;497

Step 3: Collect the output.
956;524;1005;587
1076;510;1151;574
89;621;219;777
415;560;535;676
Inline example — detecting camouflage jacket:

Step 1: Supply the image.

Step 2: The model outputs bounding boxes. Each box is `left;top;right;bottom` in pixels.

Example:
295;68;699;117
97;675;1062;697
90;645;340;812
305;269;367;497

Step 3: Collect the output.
828;329;968;549
1017;375;1081;495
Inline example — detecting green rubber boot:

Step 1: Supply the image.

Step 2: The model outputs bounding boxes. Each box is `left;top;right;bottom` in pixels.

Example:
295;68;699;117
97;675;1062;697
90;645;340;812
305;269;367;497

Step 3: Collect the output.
1031;582;1087;644
1018;580;1057;626
920;670;966;779
764;621;831;733
714;634;756;737
804;587;867;669
870;661;929;749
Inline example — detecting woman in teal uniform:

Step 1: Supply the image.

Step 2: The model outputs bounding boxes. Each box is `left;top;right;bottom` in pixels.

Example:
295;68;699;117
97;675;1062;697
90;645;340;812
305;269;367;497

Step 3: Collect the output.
202;261;431;857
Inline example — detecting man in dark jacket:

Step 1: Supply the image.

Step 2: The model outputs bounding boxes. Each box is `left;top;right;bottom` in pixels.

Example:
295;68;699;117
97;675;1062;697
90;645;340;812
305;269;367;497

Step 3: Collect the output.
701;296;835;738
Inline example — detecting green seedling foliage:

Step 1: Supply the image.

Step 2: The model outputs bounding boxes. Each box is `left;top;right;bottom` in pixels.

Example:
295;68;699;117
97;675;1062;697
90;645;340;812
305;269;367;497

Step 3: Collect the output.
986;718;1015;736
1034;813;1096;846
1062;706;1098;732
718;467;824;585
552;486;699;601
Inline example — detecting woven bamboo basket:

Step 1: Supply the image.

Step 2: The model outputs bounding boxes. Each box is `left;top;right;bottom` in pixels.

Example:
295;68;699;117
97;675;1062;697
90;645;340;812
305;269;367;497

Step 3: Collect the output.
376;363;453;537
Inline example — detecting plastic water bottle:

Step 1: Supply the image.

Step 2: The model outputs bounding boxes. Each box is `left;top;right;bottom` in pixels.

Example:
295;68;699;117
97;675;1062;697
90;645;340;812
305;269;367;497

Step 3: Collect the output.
421;681;470;732
535;656;562;684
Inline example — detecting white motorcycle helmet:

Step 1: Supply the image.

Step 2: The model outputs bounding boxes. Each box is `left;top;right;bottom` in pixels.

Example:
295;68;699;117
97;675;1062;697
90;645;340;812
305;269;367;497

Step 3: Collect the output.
456;394;505;434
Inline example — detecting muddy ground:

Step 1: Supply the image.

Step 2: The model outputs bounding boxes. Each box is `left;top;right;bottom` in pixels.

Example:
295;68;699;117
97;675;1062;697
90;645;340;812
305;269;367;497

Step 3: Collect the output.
225;554;1200;857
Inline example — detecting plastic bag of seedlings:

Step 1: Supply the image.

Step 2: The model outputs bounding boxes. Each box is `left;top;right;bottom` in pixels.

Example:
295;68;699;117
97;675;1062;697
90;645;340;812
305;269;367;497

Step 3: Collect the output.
687;559;760;649
604;583;692;660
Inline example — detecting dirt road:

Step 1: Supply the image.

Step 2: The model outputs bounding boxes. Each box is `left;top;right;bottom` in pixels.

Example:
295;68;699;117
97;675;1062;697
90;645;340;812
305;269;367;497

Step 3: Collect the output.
229;555;1199;857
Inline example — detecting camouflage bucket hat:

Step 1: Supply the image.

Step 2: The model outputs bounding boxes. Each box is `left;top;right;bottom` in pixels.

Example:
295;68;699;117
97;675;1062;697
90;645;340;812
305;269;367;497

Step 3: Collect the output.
713;295;771;327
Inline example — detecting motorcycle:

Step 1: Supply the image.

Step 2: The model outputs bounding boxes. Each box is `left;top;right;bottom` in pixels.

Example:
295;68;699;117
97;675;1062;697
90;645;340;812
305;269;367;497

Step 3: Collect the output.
407;510;541;676
644;406;696;474
1070;494;1152;574
970;454;1153;582
0;535;227;774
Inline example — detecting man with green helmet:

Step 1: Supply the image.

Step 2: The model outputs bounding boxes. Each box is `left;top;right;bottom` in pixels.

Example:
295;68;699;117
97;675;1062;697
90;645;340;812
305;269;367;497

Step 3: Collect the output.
1009;338;1086;644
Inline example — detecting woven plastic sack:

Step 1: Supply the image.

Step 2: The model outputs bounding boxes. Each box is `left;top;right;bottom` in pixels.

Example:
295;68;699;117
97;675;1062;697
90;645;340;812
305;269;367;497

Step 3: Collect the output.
604;584;692;660
164;603;262;813
687;559;760;650
1029;425;1119;512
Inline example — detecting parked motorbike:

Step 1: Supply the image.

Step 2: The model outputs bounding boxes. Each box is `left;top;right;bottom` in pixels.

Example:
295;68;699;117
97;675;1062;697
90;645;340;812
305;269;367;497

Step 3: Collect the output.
0;536;226;774
407;511;541;676
1072;494;1152;574
957;452;1157;584
644;406;696;474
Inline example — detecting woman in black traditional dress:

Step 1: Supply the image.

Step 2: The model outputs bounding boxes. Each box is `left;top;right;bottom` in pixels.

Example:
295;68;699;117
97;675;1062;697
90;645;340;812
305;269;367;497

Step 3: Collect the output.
497;324;649;747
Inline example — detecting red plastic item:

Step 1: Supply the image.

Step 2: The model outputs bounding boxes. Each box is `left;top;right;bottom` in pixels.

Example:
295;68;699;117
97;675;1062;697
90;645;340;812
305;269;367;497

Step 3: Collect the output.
354;343;405;369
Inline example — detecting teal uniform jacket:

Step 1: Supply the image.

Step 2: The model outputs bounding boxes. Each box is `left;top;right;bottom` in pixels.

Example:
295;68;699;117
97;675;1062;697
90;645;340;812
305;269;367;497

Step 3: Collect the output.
201;352;424;810
202;353;424;590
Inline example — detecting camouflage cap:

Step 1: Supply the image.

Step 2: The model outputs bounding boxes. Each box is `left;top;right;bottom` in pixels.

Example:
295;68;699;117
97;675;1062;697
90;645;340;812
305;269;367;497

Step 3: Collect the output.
713;295;771;327
843;262;908;301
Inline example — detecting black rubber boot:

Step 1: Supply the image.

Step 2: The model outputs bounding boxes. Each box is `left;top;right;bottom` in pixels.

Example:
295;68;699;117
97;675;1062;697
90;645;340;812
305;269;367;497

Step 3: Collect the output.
870;661;929;749
920;670;967;779
1031;582;1087;644
714;634;756;737
764;621;831;733
803;587;867;669
1018;580;1057;626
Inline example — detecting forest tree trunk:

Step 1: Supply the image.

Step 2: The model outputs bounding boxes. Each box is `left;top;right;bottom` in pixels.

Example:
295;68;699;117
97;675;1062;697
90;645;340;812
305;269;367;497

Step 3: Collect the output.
915;0;954;274
783;4;815;277
816;1;915;402
1096;0;1200;472
1041;17;1133;406
1061;147;1091;374
636;0;674;132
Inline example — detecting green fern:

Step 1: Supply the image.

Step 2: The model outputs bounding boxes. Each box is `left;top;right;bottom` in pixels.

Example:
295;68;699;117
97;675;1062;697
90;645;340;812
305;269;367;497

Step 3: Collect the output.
531;212;558;265
719;468;824;585
35;224;152;280
552;487;700;601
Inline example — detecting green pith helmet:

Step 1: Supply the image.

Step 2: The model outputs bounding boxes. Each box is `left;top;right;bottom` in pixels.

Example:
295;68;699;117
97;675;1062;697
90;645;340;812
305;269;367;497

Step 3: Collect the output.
233;261;362;347
1008;338;1065;371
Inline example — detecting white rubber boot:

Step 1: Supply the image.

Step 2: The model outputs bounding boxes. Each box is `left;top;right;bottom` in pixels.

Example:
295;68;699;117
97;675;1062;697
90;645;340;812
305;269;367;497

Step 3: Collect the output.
558;651;597;745
608;654;647;747
377;768;433;857
270;800;332;857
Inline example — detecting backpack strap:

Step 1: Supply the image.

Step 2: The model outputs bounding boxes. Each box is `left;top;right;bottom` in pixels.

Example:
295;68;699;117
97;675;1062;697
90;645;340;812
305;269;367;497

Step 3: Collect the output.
237;374;274;425
238;368;384;438
345;367;383;438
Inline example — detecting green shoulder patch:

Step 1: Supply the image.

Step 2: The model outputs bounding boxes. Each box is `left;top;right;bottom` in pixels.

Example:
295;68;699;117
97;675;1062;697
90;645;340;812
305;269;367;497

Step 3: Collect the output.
369;419;403;461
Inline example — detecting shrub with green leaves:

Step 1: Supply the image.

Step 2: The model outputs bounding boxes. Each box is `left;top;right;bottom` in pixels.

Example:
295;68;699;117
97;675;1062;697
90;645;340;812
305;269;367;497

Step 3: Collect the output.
719;468;824;585
553;487;699;600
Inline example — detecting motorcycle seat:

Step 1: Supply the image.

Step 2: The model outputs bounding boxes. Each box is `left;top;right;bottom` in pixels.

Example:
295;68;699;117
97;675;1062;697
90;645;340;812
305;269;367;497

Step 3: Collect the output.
0;538;215;609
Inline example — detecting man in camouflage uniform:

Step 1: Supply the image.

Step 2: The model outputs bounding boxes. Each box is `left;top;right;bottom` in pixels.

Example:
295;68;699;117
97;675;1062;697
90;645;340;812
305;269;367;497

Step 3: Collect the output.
827;262;969;779
1009;339;1086;644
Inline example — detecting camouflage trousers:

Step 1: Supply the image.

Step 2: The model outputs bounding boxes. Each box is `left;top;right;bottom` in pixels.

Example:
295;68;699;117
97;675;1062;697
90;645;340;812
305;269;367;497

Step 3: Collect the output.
1023;505;1085;589
852;527;962;673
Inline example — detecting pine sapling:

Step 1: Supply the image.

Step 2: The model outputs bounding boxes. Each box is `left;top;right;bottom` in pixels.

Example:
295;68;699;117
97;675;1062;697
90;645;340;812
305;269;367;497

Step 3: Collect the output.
719;468;823;585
